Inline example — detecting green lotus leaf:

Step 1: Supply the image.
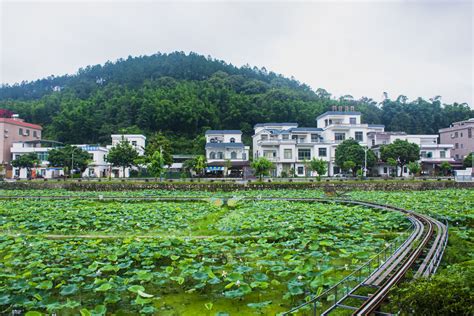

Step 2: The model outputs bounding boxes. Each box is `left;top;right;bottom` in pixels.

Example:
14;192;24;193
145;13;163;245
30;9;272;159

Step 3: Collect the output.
128;285;145;293
25;312;43;316
95;283;113;292
80;309;91;316
226;272;243;282
92;305;107;316
36;280;53;290
59;284;78;296
140;306;156;314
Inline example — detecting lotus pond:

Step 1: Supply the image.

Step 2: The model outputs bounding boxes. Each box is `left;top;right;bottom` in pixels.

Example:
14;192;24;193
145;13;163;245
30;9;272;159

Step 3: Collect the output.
0;195;411;315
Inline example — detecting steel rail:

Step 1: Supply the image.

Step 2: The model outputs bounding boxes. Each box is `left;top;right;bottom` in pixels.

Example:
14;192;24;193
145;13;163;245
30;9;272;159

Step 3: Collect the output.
353;212;434;315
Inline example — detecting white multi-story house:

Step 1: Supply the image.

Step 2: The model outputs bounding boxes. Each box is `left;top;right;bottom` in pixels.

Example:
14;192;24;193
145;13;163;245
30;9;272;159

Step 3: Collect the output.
11;134;147;179
10;140;64;179
110;134;146;156
205;130;250;176
253;123;332;177
107;134;146;178
367;132;454;176
253;108;385;177
76;144;109;178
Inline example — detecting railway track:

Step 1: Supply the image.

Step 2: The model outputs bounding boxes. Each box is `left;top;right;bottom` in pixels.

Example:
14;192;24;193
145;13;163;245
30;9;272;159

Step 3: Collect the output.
0;195;448;315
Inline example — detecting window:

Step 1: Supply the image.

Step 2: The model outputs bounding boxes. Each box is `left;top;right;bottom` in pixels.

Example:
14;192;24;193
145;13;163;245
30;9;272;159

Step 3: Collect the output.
230;137;235;143
242;153;247;160
282;134;289;140
284;149;292;159
335;133;345;141
318;148;327;157
19;128;23;135
403;167;407;173
131;141;137;146
372;139;375;146
440;151;446;158
37;152;48;161
230;151;237;159
210;152;216;159
297;166;304;175
264;150;276;158
350;117;357;125
383;167;388;174
454;132;458;138
33;131;38;138
217;152;224;159
298;149;311;160
420;151;426;158
461;144;464;149
427;152;433;158
455;154;459;159
25;129;30;136
460;133;463;137
261;134;268;140
355;131;363;142
468;128;472;138
455;143;459;149
311;134;319;142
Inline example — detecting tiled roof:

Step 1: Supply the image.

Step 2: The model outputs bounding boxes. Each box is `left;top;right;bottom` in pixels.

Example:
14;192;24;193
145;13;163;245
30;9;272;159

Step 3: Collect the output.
205;130;242;135
0;118;42;130
205;142;245;149
254;123;298;128
368;124;385;128
289;127;323;132
316;111;362;119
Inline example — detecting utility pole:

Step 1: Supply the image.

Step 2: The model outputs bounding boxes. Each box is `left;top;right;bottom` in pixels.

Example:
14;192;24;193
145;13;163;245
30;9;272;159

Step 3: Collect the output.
160;146;163;182
71;148;75;179
364;146;368;178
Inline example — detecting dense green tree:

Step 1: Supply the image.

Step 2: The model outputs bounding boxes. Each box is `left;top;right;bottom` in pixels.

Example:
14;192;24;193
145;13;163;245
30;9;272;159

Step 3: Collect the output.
439;161;452;176
0;52;471;153
309;158;327;180
335;139;376;175
11;153;39;177
251;157;274;181
106;139;139;177
342;161;356;175
387;157;398;176
145;133;173;166
146;151;165;180
407;161;421;178
380;140;420;177
47;145;91;176
192;155;207;180
463;153;473;168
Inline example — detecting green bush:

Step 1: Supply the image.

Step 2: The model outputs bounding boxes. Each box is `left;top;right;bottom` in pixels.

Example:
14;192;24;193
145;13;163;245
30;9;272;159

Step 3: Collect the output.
392;263;473;315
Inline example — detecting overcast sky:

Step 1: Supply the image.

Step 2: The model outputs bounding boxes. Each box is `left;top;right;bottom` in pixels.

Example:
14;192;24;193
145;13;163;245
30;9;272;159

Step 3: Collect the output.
1;0;473;106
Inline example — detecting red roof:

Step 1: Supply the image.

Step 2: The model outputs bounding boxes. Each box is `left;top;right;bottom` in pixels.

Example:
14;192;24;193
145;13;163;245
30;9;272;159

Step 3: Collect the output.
0;118;42;130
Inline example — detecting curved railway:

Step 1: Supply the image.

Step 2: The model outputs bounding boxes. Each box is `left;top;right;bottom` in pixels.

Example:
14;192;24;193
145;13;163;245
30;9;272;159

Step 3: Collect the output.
0;195;448;315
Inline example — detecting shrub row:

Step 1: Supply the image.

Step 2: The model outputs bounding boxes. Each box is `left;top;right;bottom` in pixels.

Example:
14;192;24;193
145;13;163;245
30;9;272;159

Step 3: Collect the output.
0;180;473;192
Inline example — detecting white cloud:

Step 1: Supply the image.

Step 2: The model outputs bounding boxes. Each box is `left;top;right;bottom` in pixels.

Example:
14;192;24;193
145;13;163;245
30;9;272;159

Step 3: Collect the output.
1;0;472;106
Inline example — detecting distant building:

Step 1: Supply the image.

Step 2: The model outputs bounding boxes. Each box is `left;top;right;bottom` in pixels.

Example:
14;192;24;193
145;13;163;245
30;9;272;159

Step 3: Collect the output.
107;134;146;177
10;140;64;179
75;144;109;178
253;107;384;177
110;134;146;156
439;118;474;161
10;134;146;179
205;130;250;177
0;115;42;177
368;132;455;176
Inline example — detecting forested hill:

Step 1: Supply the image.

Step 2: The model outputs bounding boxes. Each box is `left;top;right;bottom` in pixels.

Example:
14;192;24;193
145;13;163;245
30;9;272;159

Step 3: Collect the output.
1;51;472;153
